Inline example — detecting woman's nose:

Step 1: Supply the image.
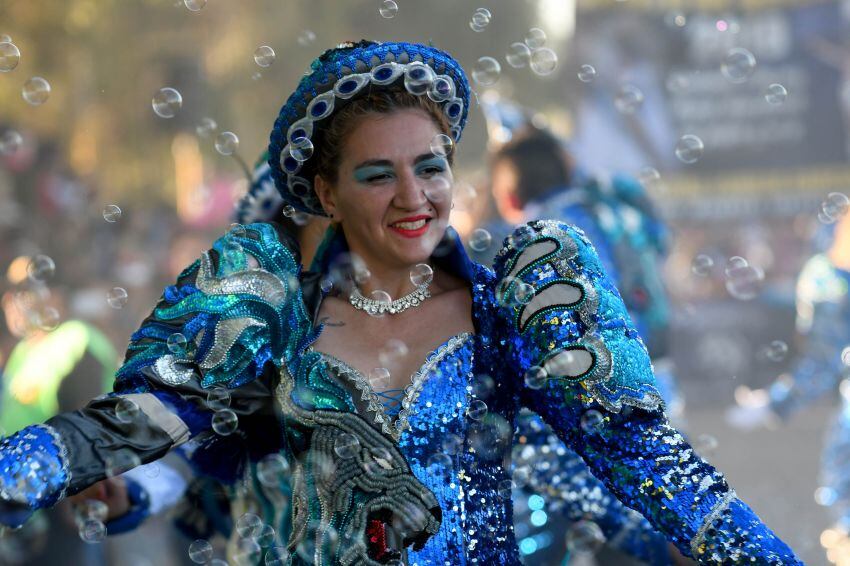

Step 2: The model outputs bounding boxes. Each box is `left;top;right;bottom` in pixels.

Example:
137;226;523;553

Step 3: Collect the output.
393;169;428;210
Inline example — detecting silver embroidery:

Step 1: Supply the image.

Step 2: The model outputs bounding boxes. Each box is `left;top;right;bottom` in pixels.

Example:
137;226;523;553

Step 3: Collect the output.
199;317;266;370
196;252;289;308
691;490;738;558
154;355;196;386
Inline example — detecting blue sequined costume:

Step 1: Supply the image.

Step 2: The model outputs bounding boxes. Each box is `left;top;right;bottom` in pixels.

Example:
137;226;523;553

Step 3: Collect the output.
769;253;850;531
0;219;800;564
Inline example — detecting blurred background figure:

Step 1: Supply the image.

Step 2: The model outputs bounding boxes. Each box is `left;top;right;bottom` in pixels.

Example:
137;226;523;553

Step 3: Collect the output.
729;207;850;566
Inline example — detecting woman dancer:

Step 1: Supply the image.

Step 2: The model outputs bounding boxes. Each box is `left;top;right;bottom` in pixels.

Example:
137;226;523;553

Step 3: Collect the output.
0;40;799;565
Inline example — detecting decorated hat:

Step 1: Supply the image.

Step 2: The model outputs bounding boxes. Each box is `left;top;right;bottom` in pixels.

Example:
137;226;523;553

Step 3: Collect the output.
266;40;471;217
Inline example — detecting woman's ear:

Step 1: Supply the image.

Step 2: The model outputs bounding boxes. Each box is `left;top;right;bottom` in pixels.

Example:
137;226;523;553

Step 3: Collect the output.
314;175;339;220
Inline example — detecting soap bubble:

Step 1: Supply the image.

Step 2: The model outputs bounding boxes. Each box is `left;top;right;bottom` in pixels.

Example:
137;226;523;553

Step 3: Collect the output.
256;524;276;547
429;133;453;157
530;48;558;76
188;539;214;563
513;282;535;305
822;192;850;221
577;64;597;83
215;131;240;155
79;518;106;543
368;367;391;390
506;42;531;69
675;134;704;164
289;138;314;162
207;388;232;411
297;30;316;47
426;453;452;478
22;76;50;105
695;433;719;455
764;340;788;362
334;433;360;459
257;453;290;487
580;410;605;434
379;0;398;18
212;409;239;435
410;263;434;286
472;56;501;86
233;540;263;566
167;332;188;355
102;204;122;223
614;84;644;114
254;45;276;68
468;228;492;252
236;512;263;540
725;263;764;301
367;290;392;316
525;28;547;49
379;338;408;366
0;41;20;72
721;47;756;83
725;256;748;276
815;486;838;507
691;254;714;277
196;117;218;138
497;479;515;499
0;129;22;155
565;520;605;554
107;287;129;309
471;373;495;399
27;254;55;282
765;83;787;105
467;399;488;420
265;546;291;564
295;522;339;563
105;452;141;477
152;87;182;118
638;167;661;189
115;398;140;423
441;433;463;455
36;307;60;331
469;7;491;31
524;366;548;389
183;0;207;11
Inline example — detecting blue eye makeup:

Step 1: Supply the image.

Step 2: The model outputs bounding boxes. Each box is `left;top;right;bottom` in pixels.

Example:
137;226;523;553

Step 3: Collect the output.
353;165;395;183
415;156;449;175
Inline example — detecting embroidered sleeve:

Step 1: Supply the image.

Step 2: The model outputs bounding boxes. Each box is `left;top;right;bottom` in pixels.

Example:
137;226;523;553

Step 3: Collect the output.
493;220;801;564
514;411;672;565
0;223;307;523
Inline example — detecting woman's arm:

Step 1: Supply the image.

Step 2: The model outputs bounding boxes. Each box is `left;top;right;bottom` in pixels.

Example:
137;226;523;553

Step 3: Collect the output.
0;223;301;526
492;220;801;564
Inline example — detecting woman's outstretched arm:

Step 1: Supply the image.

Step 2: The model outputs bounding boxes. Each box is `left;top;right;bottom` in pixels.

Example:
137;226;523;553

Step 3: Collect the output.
492;220;801;565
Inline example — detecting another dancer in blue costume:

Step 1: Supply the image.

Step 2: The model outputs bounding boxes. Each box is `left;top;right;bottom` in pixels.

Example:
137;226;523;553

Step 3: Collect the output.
730;209;850;562
0;40;800;564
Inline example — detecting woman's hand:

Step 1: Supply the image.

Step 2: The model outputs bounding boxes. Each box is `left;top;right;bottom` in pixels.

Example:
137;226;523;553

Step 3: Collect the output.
67;476;131;522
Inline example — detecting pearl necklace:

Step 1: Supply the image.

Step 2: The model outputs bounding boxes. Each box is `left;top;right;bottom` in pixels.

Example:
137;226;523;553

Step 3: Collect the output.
349;284;431;315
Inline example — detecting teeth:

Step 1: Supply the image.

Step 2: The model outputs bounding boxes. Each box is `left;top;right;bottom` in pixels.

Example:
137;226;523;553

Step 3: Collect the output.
393;219;427;230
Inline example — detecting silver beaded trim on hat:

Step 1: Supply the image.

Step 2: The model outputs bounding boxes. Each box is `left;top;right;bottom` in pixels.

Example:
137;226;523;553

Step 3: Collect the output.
279;61;465;215
349;284;431;316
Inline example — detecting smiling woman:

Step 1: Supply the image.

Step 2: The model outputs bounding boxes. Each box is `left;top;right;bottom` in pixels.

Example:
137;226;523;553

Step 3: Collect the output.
0;40;801;565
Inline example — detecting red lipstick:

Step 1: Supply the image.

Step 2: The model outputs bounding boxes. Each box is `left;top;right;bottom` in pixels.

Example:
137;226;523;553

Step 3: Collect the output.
388;215;431;238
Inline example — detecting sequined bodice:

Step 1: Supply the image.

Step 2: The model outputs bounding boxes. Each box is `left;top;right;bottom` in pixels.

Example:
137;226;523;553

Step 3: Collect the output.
315;332;521;565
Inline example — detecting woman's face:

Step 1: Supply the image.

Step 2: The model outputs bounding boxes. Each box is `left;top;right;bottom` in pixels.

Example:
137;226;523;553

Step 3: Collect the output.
316;109;453;272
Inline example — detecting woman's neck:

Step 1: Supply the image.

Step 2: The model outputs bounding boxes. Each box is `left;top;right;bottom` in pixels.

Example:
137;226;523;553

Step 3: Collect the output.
357;263;429;300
